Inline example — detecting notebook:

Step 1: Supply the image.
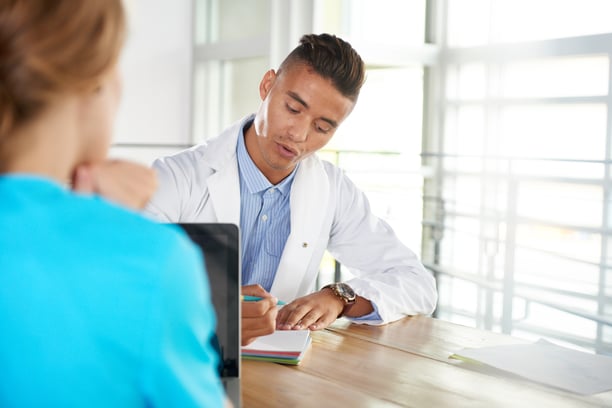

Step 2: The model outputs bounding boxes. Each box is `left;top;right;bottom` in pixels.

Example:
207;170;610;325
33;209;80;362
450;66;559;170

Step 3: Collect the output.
242;329;312;365
177;223;241;407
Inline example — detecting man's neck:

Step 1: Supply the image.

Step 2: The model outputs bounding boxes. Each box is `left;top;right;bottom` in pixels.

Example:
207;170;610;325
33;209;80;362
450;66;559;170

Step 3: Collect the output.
243;121;295;185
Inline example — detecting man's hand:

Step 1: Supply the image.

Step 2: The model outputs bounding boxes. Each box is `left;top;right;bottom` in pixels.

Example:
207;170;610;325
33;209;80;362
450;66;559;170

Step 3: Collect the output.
241;284;279;346
276;290;345;331
72;159;157;210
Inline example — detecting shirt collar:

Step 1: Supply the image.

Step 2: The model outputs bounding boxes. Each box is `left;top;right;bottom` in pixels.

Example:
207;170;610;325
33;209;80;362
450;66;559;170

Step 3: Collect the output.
236;121;298;196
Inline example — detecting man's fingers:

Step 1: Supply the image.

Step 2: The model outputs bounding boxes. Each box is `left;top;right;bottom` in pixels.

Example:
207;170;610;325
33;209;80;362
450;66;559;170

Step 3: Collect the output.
241;297;278;318
276;303;310;329
241;284;270;298
241;300;278;346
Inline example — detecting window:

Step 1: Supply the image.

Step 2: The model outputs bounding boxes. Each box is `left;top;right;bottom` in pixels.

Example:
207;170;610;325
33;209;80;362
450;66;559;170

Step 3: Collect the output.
423;0;612;354
313;0;429;283
192;0;431;285
112;0;612;355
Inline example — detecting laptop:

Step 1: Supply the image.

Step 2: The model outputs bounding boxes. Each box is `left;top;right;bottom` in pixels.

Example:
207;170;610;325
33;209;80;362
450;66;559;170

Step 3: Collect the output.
176;223;241;407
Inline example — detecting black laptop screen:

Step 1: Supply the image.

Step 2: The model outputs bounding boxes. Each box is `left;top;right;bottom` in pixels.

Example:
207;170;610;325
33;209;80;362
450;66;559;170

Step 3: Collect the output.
177;223;240;379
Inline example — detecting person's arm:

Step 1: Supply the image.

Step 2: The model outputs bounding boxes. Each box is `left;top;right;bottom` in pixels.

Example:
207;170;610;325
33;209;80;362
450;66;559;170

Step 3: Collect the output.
241;284;278;346
279;168;437;329
143;154;197;222
326;172;438;323
71;159;157;210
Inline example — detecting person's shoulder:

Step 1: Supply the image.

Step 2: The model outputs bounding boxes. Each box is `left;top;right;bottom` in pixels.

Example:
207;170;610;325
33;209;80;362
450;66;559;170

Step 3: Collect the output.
79;196;193;253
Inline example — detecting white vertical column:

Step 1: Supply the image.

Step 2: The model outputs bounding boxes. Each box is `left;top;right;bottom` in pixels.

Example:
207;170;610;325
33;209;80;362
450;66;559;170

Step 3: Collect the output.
269;0;315;69
115;0;193;147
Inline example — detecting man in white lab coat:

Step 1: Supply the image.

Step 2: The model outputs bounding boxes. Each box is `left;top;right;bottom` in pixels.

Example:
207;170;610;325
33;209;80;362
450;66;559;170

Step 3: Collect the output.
145;34;437;345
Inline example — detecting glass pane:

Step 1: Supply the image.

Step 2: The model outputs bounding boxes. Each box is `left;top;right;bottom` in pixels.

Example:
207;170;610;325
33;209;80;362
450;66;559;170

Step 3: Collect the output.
195;0;270;44
491;0;612;44
223;57;269;124
515;224;601;264
193;58;268;141
517;182;603;228
448;57;609;100
328;67;423;154
516;304;597;343
442;175;482;214
337;154;424;251
446;63;487;100
499;104;607;161
193;61;222;142
501;56;609;98
514;248;600;296
511;160;604;180
439;218;482;273
437;276;480;316
448;0;612;46
446;0;490;47
314;0;426;46
435;0;611;354
443;106;485;156
325;67;424;251
603;325;612;344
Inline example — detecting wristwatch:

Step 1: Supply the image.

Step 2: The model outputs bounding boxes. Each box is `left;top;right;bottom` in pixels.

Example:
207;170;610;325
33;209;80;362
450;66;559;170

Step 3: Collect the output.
322;282;356;317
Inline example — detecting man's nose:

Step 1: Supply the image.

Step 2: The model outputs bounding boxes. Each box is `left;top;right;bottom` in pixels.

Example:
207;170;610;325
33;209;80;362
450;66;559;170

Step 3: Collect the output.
286;118;308;142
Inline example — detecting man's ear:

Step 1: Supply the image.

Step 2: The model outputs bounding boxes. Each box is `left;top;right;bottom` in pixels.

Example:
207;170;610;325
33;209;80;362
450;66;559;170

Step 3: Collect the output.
259;69;277;100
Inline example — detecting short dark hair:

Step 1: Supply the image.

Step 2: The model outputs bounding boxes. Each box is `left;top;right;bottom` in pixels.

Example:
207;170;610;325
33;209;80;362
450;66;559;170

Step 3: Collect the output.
279;33;365;102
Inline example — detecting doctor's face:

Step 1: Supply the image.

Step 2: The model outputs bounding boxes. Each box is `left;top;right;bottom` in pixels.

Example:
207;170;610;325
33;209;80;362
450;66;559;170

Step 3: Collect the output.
248;63;355;184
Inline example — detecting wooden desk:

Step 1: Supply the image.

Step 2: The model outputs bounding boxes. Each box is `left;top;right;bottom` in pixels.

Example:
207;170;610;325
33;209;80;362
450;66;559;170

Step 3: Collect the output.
241;316;612;407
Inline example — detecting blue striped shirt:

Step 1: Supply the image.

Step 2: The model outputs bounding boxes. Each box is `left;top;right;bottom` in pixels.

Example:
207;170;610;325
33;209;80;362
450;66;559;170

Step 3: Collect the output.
235;122;382;322
237;124;297;291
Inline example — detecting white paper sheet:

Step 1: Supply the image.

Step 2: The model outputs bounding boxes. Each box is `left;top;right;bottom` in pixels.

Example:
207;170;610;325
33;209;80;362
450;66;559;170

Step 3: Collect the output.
453;339;612;395
242;329;310;353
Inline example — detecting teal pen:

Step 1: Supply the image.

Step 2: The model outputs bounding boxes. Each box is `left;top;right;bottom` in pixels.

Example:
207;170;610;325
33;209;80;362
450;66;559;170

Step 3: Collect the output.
241;295;286;305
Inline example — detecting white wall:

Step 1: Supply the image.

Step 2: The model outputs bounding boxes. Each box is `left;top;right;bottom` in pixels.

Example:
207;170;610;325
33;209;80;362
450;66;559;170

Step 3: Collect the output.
111;0;193;164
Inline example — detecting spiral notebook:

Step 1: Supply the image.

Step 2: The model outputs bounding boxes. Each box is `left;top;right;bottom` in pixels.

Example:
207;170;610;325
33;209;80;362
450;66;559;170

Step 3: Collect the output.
242;330;312;365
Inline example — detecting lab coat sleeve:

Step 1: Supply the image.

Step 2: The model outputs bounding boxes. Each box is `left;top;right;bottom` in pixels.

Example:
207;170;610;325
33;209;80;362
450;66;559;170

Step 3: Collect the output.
144;152;200;223
326;168;438;324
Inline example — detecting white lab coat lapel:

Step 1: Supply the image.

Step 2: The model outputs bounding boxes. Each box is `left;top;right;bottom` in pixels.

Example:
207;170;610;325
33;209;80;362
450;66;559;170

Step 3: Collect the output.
203;122;242;225
270;156;329;301
207;162;240;225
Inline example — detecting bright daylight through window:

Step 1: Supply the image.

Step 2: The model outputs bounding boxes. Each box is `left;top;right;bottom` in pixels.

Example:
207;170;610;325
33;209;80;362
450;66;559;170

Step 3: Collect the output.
111;0;612;356
423;0;612;355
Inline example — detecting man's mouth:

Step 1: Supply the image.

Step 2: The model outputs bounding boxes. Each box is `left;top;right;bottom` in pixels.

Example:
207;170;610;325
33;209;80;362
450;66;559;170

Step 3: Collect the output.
276;142;298;158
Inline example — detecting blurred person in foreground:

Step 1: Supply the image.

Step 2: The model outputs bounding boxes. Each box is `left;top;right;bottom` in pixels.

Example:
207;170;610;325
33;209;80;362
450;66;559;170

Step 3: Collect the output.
0;1;228;406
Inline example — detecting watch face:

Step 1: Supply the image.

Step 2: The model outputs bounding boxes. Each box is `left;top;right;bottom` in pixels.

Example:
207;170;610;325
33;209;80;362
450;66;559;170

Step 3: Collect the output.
336;283;356;302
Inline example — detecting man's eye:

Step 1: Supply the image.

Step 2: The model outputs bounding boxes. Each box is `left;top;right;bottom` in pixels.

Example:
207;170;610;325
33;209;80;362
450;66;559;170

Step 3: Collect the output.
316;124;331;134
286;104;299;113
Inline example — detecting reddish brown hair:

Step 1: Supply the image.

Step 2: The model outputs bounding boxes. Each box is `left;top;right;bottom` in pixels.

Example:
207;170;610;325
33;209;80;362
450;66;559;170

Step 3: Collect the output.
0;0;126;138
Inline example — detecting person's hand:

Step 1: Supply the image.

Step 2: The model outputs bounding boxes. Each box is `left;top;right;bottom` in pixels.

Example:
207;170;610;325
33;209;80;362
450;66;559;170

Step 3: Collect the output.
71;159;157;210
276;289;345;331
241;284;279;346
